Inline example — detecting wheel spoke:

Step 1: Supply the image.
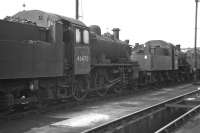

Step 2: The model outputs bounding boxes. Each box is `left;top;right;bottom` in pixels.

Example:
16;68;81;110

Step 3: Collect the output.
72;76;88;101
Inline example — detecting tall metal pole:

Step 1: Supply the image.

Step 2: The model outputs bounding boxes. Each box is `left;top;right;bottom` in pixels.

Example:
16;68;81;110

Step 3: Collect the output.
194;0;199;81
76;0;79;19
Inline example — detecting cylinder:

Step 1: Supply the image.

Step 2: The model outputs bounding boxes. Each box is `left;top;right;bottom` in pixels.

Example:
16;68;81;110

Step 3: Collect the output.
89;25;101;35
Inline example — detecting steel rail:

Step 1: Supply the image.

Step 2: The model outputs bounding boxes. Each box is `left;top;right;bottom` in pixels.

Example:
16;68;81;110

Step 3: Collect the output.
155;103;200;133
82;89;200;133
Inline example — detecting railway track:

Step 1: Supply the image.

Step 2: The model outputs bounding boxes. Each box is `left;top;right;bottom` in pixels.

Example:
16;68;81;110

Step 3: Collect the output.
0;83;196;133
82;87;200;133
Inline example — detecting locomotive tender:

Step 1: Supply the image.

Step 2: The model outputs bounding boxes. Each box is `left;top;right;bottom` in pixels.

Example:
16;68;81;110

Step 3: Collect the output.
0;10;138;109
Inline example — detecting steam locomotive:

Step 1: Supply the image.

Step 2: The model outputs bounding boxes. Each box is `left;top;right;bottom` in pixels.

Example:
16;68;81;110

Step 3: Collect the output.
0;10;138;110
0;10;197;111
131;40;193;87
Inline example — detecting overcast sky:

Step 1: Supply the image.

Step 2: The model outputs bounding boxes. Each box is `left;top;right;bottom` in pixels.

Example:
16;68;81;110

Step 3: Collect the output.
0;0;199;48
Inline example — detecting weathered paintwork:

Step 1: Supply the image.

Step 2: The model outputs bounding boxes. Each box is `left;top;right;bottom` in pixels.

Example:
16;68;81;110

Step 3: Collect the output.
131;54;173;71
74;46;90;74
0;20;45;41
90;33;131;64
0;40;64;79
131;40;178;71
0;18;64;79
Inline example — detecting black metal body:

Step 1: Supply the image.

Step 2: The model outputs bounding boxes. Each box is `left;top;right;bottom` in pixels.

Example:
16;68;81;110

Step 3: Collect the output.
90;32;131;64
131;40;193;86
0;10;92;107
0;20;64;79
131;40;178;71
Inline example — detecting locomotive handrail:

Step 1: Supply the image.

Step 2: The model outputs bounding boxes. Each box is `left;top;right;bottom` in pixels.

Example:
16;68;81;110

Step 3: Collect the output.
93;63;139;67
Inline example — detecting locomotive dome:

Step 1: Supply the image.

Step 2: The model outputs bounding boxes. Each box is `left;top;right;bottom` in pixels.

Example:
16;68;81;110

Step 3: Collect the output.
145;40;172;48
89;25;101;35
12;10;86;27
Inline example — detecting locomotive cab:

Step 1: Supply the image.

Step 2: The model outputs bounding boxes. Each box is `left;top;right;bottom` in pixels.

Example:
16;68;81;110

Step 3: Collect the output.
62;23;90;75
73;27;90;75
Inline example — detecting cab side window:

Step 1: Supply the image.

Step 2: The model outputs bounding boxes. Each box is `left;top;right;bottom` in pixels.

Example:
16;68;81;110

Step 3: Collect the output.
75;28;81;43
83;30;89;44
75;28;90;45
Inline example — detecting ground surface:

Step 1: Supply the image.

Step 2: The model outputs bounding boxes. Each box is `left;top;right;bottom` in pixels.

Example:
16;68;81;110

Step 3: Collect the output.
0;84;196;133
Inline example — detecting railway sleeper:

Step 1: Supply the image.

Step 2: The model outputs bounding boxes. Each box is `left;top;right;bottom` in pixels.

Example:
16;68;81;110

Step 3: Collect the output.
84;90;200;133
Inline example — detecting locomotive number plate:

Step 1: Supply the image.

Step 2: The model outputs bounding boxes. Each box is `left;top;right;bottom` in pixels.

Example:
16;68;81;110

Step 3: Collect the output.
74;46;90;74
76;55;89;62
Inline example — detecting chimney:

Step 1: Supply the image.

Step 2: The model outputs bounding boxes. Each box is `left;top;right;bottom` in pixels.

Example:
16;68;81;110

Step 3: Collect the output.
176;44;181;51
135;43;140;47
112;28;120;40
125;39;129;44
